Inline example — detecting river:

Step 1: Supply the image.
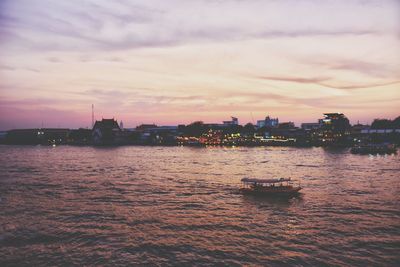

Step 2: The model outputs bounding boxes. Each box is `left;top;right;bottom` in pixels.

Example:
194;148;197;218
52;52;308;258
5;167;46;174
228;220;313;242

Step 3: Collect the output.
0;145;399;266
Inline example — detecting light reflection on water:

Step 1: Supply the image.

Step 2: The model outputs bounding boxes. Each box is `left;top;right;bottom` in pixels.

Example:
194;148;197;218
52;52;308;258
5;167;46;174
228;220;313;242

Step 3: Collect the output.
0;145;399;266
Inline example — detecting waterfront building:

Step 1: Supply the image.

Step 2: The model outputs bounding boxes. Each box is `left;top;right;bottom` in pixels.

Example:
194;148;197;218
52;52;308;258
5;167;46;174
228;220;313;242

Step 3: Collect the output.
359;128;400;145
300;121;323;145
256;120;264;128
256;116;279;128
203;117;239;129
92;118;122;145
223;117;239;126
199;129;223;145
319;113;351;145
5;128;69;145
321;113;350;129
301;122;322;131
270;123;303;141
134;125;180;145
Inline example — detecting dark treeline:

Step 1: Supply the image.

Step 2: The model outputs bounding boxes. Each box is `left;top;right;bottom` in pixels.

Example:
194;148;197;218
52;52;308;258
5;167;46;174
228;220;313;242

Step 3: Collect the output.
371;116;400;129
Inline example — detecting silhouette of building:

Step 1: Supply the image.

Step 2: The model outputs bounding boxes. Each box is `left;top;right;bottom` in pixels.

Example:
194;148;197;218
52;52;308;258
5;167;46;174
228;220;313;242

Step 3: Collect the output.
5;128;69;145
301;122;322;131
320;113;351;145
223;117;239;126
133;124;180;145
257;116;279;128
92;118;122;145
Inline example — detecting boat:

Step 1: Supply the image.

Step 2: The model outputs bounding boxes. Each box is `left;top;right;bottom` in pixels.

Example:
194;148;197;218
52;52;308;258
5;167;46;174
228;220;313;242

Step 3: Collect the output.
350;143;397;155
240;177;302;196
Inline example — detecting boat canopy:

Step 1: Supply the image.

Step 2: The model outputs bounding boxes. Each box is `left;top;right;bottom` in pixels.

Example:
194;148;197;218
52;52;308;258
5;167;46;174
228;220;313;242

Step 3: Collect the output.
241;177;291;184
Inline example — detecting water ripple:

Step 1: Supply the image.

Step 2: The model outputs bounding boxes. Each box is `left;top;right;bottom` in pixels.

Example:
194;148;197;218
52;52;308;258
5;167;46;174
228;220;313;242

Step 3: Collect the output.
0;145;399;266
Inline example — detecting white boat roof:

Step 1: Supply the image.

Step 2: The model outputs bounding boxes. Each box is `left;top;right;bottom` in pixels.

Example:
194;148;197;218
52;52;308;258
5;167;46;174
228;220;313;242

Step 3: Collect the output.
241;177;292;183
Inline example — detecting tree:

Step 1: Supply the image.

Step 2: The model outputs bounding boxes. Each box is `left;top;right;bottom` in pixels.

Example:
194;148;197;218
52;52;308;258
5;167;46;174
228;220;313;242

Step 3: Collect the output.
184;121;206;137
371;119;392;129
223;124;243;135
392;116;400;129
242;123;255;135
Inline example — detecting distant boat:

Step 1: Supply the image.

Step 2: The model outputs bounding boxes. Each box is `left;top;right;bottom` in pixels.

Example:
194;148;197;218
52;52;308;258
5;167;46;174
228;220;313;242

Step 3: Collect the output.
240;177;302;196
350;143;397;155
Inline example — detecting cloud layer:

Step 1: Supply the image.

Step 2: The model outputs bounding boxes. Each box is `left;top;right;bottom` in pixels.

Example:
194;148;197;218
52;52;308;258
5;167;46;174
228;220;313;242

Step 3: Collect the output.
0;0;399;129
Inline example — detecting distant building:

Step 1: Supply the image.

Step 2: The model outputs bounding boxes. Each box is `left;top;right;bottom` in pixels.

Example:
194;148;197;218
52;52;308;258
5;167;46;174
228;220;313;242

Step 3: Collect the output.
301;122;322;131
223;117;239;126
5;128;69;145
135;124;179;145
203;117;239;130
92;119;122;145
256;120;265;128
270;124;304;144
322;113;350;131
257;116;279;128
320;113;351;145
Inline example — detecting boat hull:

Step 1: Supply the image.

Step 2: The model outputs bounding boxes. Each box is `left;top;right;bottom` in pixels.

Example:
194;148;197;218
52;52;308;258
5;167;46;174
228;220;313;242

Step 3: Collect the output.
239;187;302;196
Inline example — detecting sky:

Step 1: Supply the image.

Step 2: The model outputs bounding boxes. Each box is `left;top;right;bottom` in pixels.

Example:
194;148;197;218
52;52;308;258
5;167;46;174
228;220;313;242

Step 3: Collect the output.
0;0;399;130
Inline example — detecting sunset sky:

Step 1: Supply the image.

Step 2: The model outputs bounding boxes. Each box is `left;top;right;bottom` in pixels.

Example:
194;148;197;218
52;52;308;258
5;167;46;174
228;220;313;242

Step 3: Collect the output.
0;0;399;130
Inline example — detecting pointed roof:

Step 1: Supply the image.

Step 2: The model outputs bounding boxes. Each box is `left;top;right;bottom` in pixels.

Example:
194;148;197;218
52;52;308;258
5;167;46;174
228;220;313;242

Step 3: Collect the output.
93;119;120;130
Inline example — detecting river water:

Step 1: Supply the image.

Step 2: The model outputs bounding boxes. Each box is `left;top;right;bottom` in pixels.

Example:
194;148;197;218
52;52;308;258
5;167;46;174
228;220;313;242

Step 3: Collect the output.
0;145;399;266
